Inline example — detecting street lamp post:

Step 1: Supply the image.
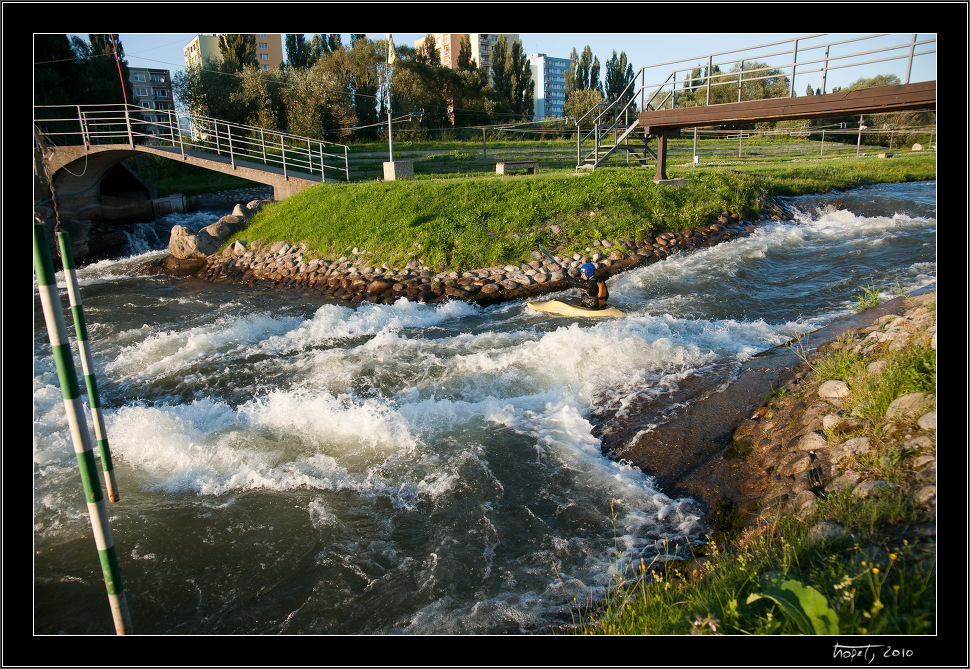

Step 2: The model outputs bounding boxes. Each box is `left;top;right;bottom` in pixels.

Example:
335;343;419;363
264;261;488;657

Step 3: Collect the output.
382;35;413;180
387;34;394;163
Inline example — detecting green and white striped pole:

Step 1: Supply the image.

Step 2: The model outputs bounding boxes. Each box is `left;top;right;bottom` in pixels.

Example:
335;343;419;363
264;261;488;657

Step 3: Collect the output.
56;230;120;503
34;222;132;635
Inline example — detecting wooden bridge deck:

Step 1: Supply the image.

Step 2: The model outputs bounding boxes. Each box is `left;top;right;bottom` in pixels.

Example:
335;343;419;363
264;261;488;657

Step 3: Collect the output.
639;82;936;133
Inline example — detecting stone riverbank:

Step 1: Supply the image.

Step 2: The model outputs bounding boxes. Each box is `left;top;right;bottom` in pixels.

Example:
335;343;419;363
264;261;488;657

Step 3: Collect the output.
732;290;937;547
607;289;937;571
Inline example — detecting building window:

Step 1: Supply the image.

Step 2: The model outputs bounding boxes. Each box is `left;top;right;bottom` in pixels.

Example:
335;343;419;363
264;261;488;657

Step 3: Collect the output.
133;73;146;81
259;43;267;49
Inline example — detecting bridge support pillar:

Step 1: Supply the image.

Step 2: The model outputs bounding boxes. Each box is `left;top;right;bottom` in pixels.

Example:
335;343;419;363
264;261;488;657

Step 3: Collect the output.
651;129;680;183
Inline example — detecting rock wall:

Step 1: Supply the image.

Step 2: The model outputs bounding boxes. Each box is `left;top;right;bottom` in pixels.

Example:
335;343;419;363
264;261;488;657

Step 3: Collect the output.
617;290;937;555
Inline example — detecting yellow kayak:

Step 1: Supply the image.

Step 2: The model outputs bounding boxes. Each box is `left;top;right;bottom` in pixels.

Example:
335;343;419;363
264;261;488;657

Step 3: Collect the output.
527;298;625;318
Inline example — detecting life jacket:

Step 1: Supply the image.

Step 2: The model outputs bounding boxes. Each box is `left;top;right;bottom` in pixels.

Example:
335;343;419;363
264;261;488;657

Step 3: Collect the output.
593;280;608;309
579;279;608;309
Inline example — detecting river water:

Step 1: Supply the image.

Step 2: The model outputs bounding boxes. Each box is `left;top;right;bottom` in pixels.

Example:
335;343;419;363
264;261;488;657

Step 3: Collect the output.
33;181;936;635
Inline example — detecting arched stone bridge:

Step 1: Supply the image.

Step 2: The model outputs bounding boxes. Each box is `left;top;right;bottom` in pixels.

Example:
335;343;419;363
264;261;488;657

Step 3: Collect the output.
34;104;350;223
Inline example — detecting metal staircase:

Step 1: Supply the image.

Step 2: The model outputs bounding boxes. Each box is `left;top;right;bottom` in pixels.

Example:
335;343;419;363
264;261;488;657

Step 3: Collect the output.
575;71;675;172
576;111;655;171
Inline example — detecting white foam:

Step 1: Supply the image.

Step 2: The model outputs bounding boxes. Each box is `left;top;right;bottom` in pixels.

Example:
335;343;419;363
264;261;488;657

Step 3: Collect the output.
104;312;303;380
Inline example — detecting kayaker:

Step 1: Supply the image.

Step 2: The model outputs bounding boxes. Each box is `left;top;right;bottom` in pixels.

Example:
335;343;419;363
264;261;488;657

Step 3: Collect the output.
564;263;609;310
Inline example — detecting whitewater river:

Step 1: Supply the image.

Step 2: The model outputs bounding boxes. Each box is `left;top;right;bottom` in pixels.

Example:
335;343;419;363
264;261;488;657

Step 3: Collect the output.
33;181;936;635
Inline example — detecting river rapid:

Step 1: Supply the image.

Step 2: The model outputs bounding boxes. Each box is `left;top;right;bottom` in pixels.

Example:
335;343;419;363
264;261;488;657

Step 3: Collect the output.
32;181;936;635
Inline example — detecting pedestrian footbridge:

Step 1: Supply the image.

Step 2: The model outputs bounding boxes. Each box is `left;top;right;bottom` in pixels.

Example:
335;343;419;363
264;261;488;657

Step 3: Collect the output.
34;104;350;221
576;34;936;181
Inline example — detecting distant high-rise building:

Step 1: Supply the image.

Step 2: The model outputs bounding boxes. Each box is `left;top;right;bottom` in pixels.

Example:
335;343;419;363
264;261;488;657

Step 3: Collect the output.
183;34;221;69
530;53;570;121
415;33;520;86
253;34;284;71
183;34;283;71
129;67;174;140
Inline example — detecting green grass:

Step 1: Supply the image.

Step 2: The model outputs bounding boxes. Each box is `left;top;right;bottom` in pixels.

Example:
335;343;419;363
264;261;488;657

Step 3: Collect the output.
568;495;934;635
219;153;935;273
696;155;937;196
224;168;756;272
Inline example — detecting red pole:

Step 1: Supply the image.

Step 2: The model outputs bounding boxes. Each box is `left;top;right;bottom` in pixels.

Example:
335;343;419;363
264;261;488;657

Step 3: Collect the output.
109;34;128;105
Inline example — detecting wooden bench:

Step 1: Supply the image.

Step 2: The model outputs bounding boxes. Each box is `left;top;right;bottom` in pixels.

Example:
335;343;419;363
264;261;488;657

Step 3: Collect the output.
496;160;538;175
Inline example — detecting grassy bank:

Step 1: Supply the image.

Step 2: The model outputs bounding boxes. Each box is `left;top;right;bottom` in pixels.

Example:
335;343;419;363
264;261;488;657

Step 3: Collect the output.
220;153;935;273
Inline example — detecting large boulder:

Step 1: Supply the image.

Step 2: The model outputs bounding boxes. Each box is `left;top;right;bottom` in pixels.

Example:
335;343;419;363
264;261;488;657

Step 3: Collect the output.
885;392;936;422
203;215;243;241
169;225;219;259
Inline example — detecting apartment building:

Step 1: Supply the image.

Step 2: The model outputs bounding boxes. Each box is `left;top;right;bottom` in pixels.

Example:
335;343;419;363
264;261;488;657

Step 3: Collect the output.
254;34;284;71
183;34;283;71
530;53;569;121
415;33;520;86
416;34;464;69
183;34;221;69
129;67;174;140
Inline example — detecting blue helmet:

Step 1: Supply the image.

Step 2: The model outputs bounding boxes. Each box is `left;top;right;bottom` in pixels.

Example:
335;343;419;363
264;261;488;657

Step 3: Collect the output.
580;263;596;278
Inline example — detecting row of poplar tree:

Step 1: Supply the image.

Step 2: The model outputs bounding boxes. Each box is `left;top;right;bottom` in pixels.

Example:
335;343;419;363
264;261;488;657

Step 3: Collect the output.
33;33;638;143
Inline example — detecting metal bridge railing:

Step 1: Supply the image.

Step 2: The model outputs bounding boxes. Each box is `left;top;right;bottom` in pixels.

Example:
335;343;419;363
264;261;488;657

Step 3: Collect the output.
577;33;937;169
33;103;351;182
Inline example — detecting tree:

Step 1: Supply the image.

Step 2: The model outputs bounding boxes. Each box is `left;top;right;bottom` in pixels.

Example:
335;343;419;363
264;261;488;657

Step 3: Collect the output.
450;68;491;127
565;87;604;122
846;74;933;145
847;73;901;90
67;34;133;106
347;37;383;138
174;57;231;120
589;51;602;96
34;34;83;106
564;48;579;100
604;50;635;109
684;65;704;93
490;35;509;101
391;58;451;133
565;45;603;115
572;46;601;94
285;34;315;70
416;35;440;66
220;34;256;72
732;61;789;101
457;35;475;73
282;65;357;137
237;67;284;130
505;39;534;121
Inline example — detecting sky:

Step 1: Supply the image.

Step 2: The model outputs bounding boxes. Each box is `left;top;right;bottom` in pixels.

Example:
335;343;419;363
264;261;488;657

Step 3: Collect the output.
91;32;935;97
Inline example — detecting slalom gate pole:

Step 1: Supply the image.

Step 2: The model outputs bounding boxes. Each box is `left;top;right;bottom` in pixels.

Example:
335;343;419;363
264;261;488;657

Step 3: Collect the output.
34;222;132;635
56;230;120;503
